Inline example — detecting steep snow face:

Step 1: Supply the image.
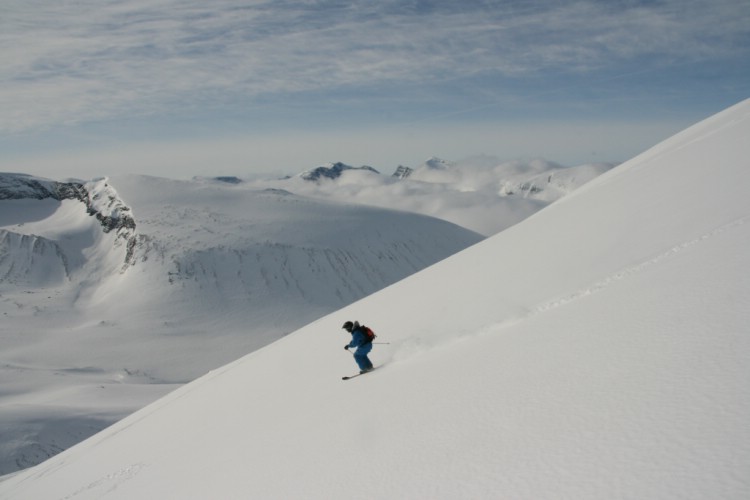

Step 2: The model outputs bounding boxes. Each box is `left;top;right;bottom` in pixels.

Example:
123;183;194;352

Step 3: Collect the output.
1;100;747;499
0;229;70;285
0;174;482;474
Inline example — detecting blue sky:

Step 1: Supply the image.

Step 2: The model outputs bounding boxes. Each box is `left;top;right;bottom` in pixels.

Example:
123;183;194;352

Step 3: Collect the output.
2;0;749;180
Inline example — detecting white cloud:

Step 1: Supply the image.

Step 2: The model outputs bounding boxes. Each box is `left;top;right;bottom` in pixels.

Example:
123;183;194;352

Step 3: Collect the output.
241;155;616;236
2;0;748;133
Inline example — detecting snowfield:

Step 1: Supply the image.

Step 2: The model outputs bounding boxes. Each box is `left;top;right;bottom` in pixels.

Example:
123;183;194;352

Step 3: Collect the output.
1;99;748;498
0;175;482;475
0;153;606;475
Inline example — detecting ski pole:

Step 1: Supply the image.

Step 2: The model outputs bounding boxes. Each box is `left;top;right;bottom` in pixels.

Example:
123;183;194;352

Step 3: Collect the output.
372;342;390;345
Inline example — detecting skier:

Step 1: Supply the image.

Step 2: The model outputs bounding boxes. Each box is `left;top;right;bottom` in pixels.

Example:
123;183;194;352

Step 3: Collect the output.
343;320;374;374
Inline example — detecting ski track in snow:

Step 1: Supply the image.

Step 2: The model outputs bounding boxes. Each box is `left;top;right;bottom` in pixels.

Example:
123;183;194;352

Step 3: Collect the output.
394;214;749;359
530;215;748;320
58;463;146;500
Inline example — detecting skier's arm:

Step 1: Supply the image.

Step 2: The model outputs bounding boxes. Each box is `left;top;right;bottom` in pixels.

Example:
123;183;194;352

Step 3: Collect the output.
347;330;364;349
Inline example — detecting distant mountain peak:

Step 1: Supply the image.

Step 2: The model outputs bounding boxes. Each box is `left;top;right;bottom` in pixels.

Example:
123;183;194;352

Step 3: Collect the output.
212;176;243;184
191;176;243;184
299;162;379;181
392;165;413;179
421;157;454;170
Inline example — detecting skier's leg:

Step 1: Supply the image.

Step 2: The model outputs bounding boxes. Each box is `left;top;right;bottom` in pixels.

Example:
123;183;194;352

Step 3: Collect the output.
354;353;368;370
357;343;373;370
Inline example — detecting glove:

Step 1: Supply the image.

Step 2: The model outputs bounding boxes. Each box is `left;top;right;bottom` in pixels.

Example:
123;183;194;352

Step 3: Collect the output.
344;344;350;350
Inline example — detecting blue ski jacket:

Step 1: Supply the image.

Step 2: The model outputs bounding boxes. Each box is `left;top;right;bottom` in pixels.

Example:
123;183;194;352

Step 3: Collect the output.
347;327;371;350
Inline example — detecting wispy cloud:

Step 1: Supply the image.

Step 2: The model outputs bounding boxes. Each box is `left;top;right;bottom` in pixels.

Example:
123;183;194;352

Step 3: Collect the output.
2;0;748;133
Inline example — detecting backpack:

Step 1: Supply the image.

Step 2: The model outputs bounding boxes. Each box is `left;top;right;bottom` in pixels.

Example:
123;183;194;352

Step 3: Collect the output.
361;325;377;344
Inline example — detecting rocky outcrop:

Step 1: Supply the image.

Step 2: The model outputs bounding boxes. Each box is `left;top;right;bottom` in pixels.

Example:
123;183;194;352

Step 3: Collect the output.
299;162;379;181
0;174;137;267
391;165;413;179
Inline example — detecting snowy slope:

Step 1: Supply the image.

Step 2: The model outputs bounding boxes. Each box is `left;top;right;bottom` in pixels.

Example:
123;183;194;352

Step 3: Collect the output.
0;154;607;475
0;176;481;474
2;100;748;498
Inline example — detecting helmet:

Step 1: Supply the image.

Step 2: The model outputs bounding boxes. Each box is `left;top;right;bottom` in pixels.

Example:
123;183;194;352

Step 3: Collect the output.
342;321;354;332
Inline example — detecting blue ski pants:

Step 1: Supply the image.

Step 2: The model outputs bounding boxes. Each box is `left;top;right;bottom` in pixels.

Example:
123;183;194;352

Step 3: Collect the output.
353;342;373;370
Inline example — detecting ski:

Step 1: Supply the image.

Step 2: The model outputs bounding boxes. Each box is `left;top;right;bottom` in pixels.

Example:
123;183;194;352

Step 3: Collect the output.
342;368;375;380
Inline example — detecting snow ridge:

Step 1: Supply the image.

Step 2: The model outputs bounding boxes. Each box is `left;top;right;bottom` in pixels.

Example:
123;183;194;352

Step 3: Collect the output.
0;174;134;236
0;174;137;269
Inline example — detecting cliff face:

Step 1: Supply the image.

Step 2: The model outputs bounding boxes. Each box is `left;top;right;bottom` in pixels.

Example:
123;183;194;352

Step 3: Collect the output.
0;175;137;287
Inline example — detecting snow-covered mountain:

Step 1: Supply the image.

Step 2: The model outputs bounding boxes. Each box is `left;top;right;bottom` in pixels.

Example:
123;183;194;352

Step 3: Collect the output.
0;173;135;240
0;175;481;474
2;100;747;498
421;156;455;170
298;162;379;181
0;175;137;283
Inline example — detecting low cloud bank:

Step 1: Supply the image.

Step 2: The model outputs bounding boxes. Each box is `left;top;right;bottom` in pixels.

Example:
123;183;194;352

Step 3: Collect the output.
242;157;615;236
